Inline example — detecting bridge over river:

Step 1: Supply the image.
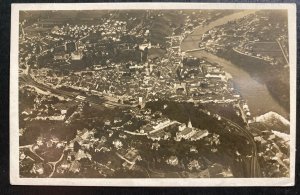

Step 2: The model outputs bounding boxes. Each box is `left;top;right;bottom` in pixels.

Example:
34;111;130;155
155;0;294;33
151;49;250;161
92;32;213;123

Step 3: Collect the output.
181;10;288;119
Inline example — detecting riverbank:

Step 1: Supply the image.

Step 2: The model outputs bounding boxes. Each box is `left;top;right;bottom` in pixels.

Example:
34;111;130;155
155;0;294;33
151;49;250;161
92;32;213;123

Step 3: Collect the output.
180;11;289;119
217;48;289;116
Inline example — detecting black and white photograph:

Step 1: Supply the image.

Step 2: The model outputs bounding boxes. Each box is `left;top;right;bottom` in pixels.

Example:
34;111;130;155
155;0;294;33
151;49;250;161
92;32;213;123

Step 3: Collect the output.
9;3;296;186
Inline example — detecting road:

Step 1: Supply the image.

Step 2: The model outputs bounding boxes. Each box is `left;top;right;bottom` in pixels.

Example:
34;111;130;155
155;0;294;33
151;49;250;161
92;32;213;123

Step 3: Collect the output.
19;143;63;177
276;38;289;65
20;144;45;162
47;148;67;177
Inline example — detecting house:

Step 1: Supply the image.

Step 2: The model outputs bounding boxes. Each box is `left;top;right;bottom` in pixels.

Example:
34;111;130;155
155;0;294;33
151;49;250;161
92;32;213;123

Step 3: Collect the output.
75;149;92;161
188;160;201;170
46;140;53;148
166;156;179;166
100;136;107;143
60;160;70;170
94;137;110;152
148;130;165;141
94;141;105;152
57;159;70;174
211;133;221;145
71;50;83;60
151;142;160;150
178;123;186;131
190;130;209;141
67;151;76;161
119;133;127;139
254;136;267;144
61;109;67;115
108;130;114;137
113;139;123;150
104;120;111;126
124;149;142;163
51;136;60;144
78;128;90;140
19;152;26;160
163;132;171;140
268;134;276;141
190;146;198;153
56;142;65;149
54;51;69;60
150;118;173;133
71;136;84;146
36;136;44;146
69;160;81;173
114;117;122;124
30;163;44;175
81;140;93;150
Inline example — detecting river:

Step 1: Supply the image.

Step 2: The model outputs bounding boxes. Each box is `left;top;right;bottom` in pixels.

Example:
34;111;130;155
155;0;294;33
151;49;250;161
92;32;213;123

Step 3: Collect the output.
181;10;289;119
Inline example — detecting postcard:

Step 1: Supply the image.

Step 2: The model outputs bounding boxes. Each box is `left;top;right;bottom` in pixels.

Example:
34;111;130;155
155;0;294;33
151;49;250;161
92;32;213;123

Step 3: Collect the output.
10;3;296;186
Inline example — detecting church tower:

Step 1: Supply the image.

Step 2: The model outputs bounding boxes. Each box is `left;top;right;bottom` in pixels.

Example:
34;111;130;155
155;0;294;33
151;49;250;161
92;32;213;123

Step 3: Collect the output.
187;118;192;128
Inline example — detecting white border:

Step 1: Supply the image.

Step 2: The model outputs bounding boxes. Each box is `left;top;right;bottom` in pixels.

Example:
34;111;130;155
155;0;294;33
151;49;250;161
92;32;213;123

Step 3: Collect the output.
10;3;297;186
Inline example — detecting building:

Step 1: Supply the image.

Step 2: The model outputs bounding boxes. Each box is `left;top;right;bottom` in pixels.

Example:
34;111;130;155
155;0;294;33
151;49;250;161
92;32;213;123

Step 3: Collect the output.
36;136;44;146
178;123;186;131
190;146;198;153
188;160;201;170
69;160;81;173
75;149;92;161
114;117;122;124
147;130;165;141
151;142;160;150
113;139;123;150
166;156;179;166
30;163;44;175
57;160;70;174
104;120;111;126
176;127;196;141
71;50;83;60
138;96;145;109
187;118;193;128
152;118;171;131
190;130;209;141
54;51;69;60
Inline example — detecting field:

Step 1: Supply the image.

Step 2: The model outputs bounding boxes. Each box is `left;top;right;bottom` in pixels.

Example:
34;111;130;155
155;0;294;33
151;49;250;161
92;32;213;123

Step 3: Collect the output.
245;41;288;66
247;42;281;53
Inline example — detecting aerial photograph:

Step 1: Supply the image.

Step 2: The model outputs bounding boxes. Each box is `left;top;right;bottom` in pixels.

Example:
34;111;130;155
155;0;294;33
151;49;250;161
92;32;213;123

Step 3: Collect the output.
18;9;290;179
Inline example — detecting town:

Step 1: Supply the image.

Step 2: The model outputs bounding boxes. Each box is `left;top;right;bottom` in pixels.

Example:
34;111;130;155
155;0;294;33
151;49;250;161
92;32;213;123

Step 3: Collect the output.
18;10;290;178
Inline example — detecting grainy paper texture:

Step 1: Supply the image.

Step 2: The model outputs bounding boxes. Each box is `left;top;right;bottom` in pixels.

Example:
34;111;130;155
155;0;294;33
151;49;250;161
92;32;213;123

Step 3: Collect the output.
10;3;296;186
